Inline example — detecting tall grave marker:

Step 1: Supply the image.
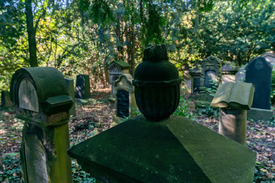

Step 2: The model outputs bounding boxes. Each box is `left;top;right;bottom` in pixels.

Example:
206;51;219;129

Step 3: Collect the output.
245;57;273;121
10;67;73;183
65;78;76;117
1;90;12;107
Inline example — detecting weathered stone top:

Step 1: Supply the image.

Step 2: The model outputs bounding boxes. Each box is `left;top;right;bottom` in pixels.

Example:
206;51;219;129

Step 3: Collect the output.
222;62;238;73
107;60;130;71
201;55;221;68
133;44;181;87
68;115;256;183
10;67;73;115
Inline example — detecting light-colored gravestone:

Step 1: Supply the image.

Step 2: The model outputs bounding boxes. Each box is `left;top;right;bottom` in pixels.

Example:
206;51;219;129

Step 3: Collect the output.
113;74;137;123
183;70;191;91
221;62;238;84
1;90;13;107
68;44;256;183
65;78;76;117
261;52;275;66
74;74;90;99
245;57;273;121
10;67;73;183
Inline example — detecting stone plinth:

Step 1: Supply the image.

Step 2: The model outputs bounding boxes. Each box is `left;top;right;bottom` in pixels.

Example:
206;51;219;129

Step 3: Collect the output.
247;108;273;121
68;115;256;183
219;108;247;145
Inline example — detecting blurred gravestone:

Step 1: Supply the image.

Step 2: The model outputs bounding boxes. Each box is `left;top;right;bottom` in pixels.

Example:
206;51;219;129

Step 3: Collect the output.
245;57;273;121
1;90;12;107
68;44;256;183
189;65;201;93
113;74;137;123
261;52;275;66
65;78;76;117
221;62;238;84
10;67;73;183
74;74;90;99
200;56;221;88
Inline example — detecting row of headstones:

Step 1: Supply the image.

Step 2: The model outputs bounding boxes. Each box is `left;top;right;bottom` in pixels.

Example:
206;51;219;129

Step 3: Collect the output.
189;53;274;121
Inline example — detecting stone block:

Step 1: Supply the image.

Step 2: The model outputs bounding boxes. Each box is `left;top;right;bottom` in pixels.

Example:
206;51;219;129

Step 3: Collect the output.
247;108;273;121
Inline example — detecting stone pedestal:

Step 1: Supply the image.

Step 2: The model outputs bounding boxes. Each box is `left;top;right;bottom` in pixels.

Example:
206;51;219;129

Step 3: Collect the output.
219;108;247;145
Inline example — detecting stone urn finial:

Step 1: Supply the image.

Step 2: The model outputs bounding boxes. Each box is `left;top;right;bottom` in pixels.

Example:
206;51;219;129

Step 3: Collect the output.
133;44;181;121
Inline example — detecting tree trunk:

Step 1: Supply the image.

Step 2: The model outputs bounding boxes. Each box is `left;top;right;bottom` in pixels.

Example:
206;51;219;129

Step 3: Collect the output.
25;0;38;67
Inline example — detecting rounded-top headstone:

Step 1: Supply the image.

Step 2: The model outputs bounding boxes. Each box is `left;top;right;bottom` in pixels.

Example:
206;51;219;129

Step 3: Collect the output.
133;44;181;121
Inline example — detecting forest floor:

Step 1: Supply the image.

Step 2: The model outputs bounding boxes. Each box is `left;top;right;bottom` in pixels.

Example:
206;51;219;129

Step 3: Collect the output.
0;87;275;182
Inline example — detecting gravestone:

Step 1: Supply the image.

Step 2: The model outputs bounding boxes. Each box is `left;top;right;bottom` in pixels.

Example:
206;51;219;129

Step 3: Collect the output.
68;44;256;183
261;52;275;66
245;57;273;121
200;56;221;88
221;62;238;84
235;65;247;81
1;90;12;107
10;67;73;183
107;60;130;97
113;74;137;123
189;65;201;93
65;78;76;117
74;74;90;99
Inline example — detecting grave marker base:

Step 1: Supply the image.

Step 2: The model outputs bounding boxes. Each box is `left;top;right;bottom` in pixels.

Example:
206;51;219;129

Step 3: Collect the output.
247;108;273;121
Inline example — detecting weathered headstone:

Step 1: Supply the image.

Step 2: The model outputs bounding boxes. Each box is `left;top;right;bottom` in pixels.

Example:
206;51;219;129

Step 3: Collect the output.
211;81;255;145
107;60;130;97
113;74;137;122
68;44;256;183
189;65;201;93
10;67;73;183
235;65;247;81
245;57;273;121
221;62;238;84
1;90;12;107
74;74;90;99
200;56;221;88
261;52;275;66
65;78;76;117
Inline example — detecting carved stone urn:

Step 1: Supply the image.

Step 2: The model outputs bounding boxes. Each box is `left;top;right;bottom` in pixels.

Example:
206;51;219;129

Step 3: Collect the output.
132;44;181;121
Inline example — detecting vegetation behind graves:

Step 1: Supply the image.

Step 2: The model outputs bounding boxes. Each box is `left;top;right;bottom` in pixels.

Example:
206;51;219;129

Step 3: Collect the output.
1;0;275;92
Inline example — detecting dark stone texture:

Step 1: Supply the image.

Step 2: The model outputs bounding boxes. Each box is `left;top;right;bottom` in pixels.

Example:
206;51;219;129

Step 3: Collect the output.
245;57;272;110
74;75;91;99
1;90;12;107
204;70;216;88
193;77;200;93
68;115;256;183
117;90;129;118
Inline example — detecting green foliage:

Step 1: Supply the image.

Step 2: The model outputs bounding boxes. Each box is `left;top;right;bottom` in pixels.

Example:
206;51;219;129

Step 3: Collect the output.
71;160;96;183
270;66;275;104
173;96;192;119
254;161;275;182
0;154;21;182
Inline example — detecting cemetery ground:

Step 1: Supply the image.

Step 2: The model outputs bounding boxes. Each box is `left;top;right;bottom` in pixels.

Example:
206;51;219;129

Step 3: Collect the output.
0;87;275;183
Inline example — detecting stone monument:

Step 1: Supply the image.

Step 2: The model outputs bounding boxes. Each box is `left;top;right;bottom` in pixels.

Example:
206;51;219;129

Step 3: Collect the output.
10;67;73;183
74;74;90;99
107;60;130;97
221;62;238;84
211;81;255;145
1;90;12;107
113;74;137;122
189;65;202;93
245;57;273;121
68;44;256;183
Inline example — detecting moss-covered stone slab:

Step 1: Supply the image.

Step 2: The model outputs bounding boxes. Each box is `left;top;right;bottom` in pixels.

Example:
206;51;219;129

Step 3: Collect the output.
68;115;256;183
